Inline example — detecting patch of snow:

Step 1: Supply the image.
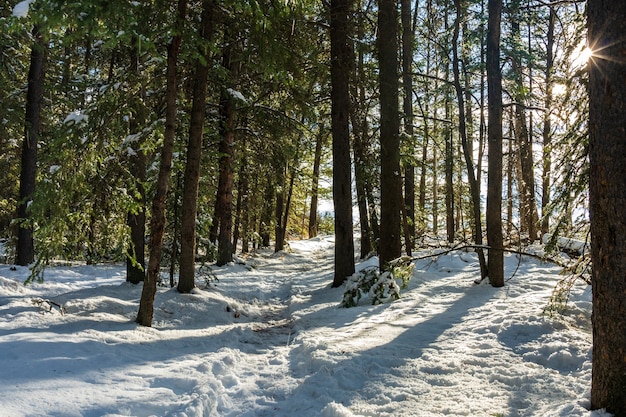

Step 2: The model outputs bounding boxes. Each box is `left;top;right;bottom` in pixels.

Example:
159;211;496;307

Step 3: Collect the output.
12;0;35;17
0;236;605;417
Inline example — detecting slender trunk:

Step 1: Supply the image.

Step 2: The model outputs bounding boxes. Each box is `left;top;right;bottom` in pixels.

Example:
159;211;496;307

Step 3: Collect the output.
486;0;504;287
330;0;356;285
541;6;555;236
452;0;487;276
136;0;187;326
178;0;214;293
308;129;325;238
216;37;237;267
401;0;415;255
126;37;147;285
16;25;45;266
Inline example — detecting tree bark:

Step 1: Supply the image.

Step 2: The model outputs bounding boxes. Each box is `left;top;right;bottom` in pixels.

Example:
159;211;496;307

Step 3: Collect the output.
16;25;45;266
452;0;487;277
378;0;402;269
136;0;187;326
486;0;504;287
126;37;147;285
401;0;415;255
177;0;214;293
330;0;356;286
588;0;626;413
541;5;555;237
308;129;325;239
216;35;238;267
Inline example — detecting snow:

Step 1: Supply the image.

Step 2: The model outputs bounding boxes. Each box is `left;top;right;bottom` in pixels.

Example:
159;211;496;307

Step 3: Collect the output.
12;0;35;18
0;236;610;416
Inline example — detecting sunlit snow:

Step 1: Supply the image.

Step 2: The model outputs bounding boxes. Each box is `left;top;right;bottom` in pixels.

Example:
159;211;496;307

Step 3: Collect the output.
0;237;610;416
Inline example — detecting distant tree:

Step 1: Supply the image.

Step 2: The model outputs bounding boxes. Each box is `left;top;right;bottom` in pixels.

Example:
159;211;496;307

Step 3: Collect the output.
329;0;355;286
486;0;504;287
177;0;215;293
378;0;402;268
216;30;238;267
137;0;187;327
16;24;45;266
588;0;626;413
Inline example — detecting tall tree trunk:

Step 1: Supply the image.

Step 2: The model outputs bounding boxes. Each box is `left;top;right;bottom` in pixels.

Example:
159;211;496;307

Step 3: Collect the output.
308;129;325;239
177;0;214;293
486;0;504;287
274;165;286;253
378;0;402;268
330;0;356;286
401;0;415;255
136;0;187;326
351;7;374;258
260;183;273;247
541;5;555;237
16;25;45;266
126;36;147;285
588;0;626;413
509;3;539;241
452;0;487;277
216;35;238;267
445;99;455;244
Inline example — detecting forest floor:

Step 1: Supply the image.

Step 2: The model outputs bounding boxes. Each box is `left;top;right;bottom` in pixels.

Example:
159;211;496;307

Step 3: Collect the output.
0;236;609;417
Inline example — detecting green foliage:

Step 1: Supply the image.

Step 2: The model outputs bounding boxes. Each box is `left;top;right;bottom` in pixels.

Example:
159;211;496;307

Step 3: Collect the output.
341;256;414;308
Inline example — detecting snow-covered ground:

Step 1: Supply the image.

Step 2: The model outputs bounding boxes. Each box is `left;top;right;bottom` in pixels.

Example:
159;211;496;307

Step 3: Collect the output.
0;236;608;417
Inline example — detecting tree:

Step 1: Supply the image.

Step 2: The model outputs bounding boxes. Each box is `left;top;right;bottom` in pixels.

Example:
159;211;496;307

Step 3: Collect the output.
136;0;187;327
378;0;402;268
177;0;214;293
486;0;504;287
16;24;45;266
216;30;238;267
401;0;416;255
452;0;487;278
588;0;626;413
329;0;356;286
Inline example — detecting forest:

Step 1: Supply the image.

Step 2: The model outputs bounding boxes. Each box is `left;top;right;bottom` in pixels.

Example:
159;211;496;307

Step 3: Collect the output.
1;0;626;414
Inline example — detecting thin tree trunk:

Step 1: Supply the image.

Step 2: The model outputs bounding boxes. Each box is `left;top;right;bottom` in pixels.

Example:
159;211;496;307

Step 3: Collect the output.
308;129;325;238
126;36;147;285
401;0;415;255
330;0;356;285
177;0;214;293
541;5;555;237
486;0;504;287
452;0;487;277
216;35;238;267
16;25;45;266
136;0;187;326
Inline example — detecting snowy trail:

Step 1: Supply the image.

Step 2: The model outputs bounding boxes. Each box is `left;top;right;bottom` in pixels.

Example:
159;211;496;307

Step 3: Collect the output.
0;237;603;417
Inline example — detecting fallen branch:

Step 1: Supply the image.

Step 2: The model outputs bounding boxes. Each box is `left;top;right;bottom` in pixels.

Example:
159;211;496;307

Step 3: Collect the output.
32;298;66;315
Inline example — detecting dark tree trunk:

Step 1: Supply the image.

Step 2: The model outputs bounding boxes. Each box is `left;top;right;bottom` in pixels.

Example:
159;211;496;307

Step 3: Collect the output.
588;0;626;413
126;37;147;285
401;0;415;255
541;6;555;237
216;37;238;267
308;129;325;239
350;9;373;258
178;0;214;293
452;0;487;277
274;172;286;253
378;0;402;269
260;183;273;247
330;0;355;286
136;0;187;327
486;0;504;287
16;25;45;266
